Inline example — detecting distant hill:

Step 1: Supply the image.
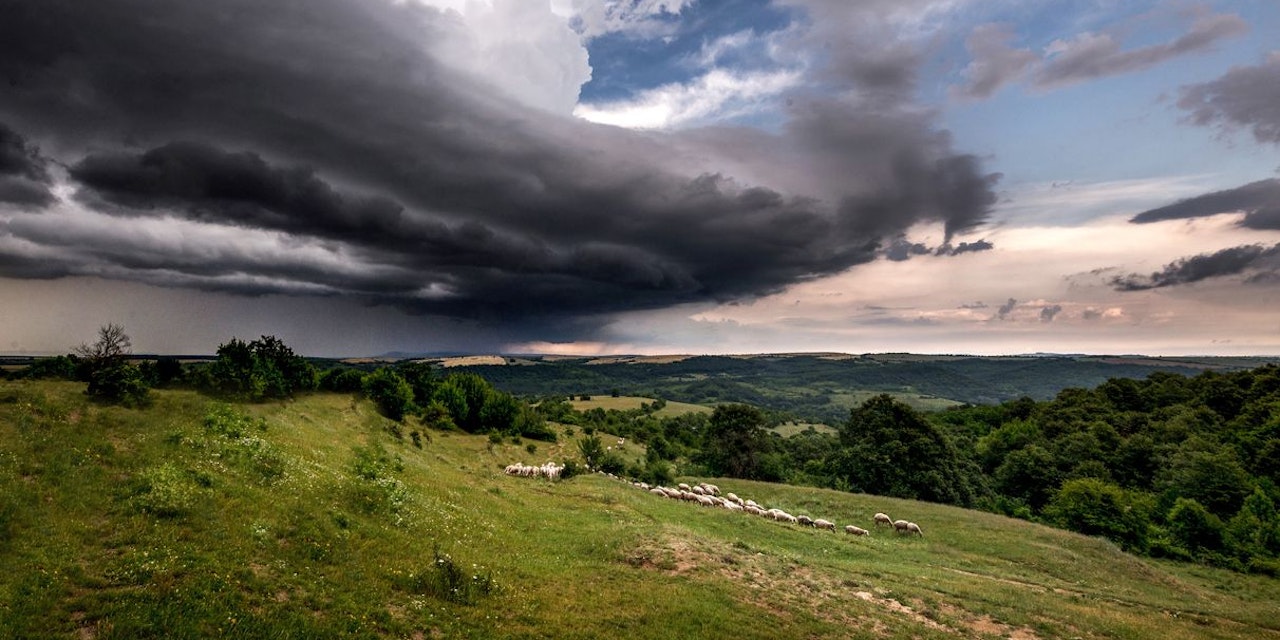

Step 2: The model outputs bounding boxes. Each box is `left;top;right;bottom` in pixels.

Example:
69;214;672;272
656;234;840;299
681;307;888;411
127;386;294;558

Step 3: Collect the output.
439;353;1276;422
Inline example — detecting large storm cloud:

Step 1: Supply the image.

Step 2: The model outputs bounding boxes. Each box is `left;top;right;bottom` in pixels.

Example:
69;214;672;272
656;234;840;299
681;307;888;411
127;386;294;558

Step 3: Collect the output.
0;0;998;331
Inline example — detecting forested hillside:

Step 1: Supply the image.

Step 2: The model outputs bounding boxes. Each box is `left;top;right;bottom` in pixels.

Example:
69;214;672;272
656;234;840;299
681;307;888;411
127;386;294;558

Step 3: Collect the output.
452;354;1225;423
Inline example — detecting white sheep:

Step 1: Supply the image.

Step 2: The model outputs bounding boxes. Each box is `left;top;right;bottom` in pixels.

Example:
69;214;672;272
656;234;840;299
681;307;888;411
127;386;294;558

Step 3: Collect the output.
893;519;924;536
678;483;691;491
726;492;741;504
745;499;760;509
813;518;836;532
692;485;707;495
845;525;870;536
700;483;720;496
695;495;715;507
873;513;892;528
744;505;764;516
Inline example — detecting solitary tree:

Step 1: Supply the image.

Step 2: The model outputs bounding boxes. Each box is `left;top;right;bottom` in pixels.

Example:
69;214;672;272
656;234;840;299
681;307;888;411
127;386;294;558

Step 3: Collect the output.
76;323;149;406
75;322;132;368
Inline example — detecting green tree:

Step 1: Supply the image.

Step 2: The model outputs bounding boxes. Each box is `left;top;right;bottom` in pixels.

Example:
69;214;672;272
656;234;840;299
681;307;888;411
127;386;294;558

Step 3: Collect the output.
363;368;415;422
76;323;150;406
832;394;982;505
1157;446;1253;515
993;444;1061;511
204;336;316;400
1167;497;1225;555
698;404;771;479
1044;478;1150;551
577;434;605;469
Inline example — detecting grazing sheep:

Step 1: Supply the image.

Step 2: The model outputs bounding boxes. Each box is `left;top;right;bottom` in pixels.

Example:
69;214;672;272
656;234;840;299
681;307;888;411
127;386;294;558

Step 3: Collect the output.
906;522;923;537
678;483;691;491
692;485;707;495
780;513;799;525
845;525;870;536
813;518;837;531
873;513;892;528
696;495;716;507
726;492;741;504
893;519;919;535
745;499;760;509
723;501;743;512
744;505;764;516
701;483;721;496
649;488;667;497
797;515;815;527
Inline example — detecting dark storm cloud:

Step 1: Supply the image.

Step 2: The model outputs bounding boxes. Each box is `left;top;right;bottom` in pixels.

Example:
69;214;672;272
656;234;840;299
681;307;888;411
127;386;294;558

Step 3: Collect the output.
1039;304;1063;323
884;237;929;262
1033;12;1247;90
0;122;54;207
882;236;993;261
1110;243;1280;291
1178;52;1280;144
1129;179;1280;230
0;0;999;333
937;239;994;256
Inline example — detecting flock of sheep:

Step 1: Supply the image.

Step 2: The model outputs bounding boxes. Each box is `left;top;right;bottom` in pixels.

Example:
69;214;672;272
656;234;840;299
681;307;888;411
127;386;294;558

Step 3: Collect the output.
636;480;924;538
503;462;565;479
501;460;925;538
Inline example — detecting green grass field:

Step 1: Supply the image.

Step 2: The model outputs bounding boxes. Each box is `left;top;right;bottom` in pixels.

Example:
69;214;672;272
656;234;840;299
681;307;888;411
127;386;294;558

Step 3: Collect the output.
2;381;1278;638
569;394;713;418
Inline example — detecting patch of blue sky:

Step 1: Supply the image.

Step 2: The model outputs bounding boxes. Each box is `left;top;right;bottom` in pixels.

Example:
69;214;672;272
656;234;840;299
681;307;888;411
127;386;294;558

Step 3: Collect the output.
579;0;796;103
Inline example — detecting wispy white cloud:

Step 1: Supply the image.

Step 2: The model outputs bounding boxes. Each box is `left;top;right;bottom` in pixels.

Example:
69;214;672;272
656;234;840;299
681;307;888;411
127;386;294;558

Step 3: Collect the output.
574;68;802;129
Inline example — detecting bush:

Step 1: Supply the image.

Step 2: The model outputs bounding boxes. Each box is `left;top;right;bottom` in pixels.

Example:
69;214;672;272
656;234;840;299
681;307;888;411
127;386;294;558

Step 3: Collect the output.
347;444;408;518
559;460;581;480
87;364;151;407
1044;478;1151;552
319;367;366;393
577;435;604;469
393;546;497;605
1167;497;1225;555
362;368;415;421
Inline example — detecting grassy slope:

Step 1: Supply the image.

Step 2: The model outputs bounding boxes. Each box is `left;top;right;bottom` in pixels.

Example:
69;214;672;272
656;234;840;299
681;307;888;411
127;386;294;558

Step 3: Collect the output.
2;382;1279;639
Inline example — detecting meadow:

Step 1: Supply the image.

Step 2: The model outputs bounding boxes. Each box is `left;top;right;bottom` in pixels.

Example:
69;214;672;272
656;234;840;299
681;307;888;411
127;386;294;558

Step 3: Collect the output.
2;380;1278;639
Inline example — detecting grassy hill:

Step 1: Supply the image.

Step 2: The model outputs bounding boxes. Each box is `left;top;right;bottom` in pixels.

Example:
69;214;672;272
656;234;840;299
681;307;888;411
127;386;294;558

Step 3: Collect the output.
3;381;1279;639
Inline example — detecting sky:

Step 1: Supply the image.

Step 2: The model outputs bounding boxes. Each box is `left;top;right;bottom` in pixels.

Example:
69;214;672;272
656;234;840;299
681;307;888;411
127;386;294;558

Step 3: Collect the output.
1;0;1279;357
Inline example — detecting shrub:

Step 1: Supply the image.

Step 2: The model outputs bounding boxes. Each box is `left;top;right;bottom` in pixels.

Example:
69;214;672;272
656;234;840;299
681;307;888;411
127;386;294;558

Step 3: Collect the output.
362;367;415;421
87;363;151;407
393;546;497;605
559;460;581;480
347;444;408;518
577;435;604;469
1044;478;1152;552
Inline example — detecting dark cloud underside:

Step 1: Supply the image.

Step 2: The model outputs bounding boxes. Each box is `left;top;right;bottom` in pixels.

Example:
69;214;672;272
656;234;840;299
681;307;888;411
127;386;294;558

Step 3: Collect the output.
0;122;53;207
1130;179;1280;230
1110;243;1280;291
0;0;998;334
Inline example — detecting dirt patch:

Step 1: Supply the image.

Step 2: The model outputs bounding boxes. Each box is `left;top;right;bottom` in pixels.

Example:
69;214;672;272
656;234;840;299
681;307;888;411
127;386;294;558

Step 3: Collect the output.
853;591;955;633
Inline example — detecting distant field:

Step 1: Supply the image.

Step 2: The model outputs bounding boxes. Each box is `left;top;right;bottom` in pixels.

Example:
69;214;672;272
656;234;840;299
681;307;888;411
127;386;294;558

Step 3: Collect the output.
570;395;713;418
3;381;1277;639
770;421;838;437
826;390;963;413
